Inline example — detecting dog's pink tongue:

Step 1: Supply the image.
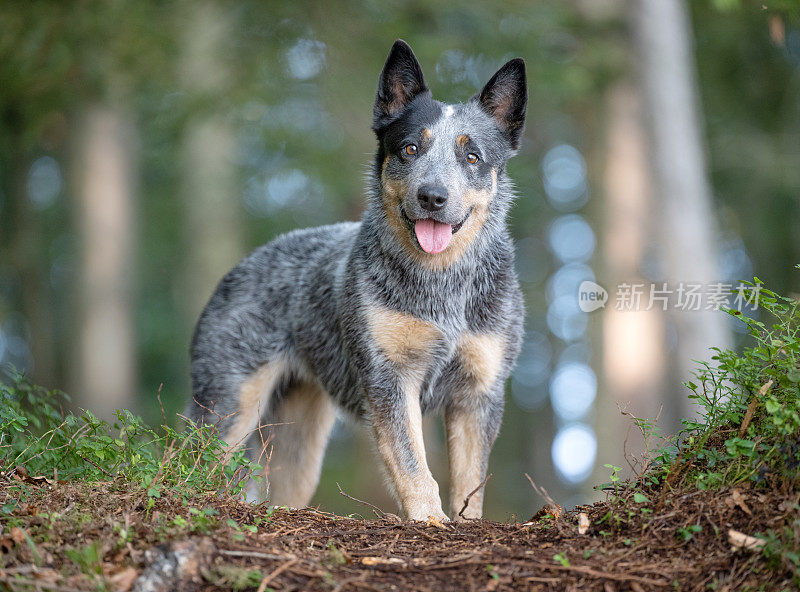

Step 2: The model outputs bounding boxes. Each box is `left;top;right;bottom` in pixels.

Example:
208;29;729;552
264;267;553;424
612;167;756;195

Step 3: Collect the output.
414;219;453;254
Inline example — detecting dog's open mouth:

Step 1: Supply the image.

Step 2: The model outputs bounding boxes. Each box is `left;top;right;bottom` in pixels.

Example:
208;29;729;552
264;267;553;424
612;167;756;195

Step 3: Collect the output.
400;206;473;254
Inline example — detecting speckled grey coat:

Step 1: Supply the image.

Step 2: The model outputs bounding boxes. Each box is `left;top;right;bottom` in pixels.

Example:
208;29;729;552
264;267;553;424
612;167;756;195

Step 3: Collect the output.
187;40;527;521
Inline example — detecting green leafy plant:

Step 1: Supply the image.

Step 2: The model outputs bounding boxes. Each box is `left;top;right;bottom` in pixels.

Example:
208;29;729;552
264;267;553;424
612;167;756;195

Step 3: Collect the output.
0;372;260;502
661;278;800;490
553;552;571;567
677;524;702;542
597;273;800;583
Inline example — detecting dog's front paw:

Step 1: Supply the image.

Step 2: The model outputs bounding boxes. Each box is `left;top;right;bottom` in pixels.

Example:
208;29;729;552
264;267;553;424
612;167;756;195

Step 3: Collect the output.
425;514;449;528
406;504;449;523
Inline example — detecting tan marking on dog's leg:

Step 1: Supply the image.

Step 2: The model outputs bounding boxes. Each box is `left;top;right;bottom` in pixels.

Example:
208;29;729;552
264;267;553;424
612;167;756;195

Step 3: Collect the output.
458;332;506;395
366;306;442;365
370;376;447;521
223;359;286;456
266;380;337;508
365;307;445;519
445;407;486;520
445;332;505;520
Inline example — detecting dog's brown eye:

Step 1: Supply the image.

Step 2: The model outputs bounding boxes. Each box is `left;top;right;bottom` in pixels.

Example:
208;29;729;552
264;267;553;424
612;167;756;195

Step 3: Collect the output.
404;144;418;156
466;153;479;164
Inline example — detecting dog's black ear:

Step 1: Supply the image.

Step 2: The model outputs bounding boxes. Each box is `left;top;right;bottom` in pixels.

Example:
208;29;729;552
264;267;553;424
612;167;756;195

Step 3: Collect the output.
475;58;527;150
373;40;428;130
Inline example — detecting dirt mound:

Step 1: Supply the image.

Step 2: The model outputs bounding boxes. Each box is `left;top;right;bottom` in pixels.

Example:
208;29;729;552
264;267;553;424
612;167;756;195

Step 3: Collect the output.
1;476;795;591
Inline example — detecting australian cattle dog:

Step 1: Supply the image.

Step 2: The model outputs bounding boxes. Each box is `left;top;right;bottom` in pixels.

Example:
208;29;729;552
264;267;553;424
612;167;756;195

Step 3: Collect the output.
187;40;527;521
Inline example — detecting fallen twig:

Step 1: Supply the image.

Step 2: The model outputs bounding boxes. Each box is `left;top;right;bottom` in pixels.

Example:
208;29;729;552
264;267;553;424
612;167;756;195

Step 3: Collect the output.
336;482;385;518
0;577;87;592
524;473;562;519
738;379;773;437
218;549;296;561
549;564;669;587
257;558;299;592
458;473;492;519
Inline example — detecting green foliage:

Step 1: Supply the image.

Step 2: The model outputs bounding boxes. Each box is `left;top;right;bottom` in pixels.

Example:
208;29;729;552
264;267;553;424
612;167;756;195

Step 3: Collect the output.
0;372;259;501
760;518;800;578
662;278;800;489
553;551;571;567
598;275;800;583
324;540;348;566
203;565;264;591
676;524;703;542
65;541;104;577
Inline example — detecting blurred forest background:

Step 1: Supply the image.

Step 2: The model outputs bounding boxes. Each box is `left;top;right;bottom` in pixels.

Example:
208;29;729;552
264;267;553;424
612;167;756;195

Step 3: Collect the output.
1;0;799;520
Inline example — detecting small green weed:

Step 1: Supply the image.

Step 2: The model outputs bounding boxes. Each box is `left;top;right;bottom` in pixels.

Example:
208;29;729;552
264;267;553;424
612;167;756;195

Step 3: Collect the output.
676;524;702;542
553;551;570;567
203;564;264;591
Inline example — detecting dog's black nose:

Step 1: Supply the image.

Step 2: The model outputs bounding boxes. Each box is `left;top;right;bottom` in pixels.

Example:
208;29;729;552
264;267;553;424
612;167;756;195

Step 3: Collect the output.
417;184;448;212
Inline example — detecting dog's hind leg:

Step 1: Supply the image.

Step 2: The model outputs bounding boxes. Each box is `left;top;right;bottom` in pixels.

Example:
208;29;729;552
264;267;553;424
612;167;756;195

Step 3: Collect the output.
261;379;337;508
218;359;288;457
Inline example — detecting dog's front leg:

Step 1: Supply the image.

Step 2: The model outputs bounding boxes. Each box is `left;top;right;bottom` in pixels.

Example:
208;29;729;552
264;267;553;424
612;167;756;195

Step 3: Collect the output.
446;332;509;520
444;395;503;520
367;383;448;522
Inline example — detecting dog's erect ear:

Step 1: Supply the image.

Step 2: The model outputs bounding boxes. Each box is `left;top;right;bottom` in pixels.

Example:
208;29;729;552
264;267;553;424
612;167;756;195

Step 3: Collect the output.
373;40;428;130
475;58;527;150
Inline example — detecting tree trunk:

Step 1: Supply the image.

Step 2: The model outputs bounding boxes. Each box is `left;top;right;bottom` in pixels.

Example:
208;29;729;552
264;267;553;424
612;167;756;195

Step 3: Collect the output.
632;0;731;419
597;82;667;481
179;0;243;322
72;106;138;420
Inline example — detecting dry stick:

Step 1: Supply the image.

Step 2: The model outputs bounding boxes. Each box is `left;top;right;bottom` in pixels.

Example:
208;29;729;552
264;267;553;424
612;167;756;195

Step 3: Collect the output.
336;481;384;518
222;419;290;493
458;472;492;519
257;557;300;592
156;383;167;437
75;452;115;478
191;396;226;424
146;439;175;492
549;564;669;587
622;421;636;474
254;402;276;478
0;577;87;592
524;473;558;509
525;575;561;583
739;379;773;437
219;549;296;561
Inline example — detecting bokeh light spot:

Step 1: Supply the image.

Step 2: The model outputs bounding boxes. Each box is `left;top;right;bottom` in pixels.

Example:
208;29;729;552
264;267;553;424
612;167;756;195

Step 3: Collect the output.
549;361;597;420
551;423;597;484
548;214;595;263
27;156;62;210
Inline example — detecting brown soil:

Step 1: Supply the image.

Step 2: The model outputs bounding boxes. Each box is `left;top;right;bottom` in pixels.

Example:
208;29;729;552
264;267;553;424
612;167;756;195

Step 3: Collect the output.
0;473;797;591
